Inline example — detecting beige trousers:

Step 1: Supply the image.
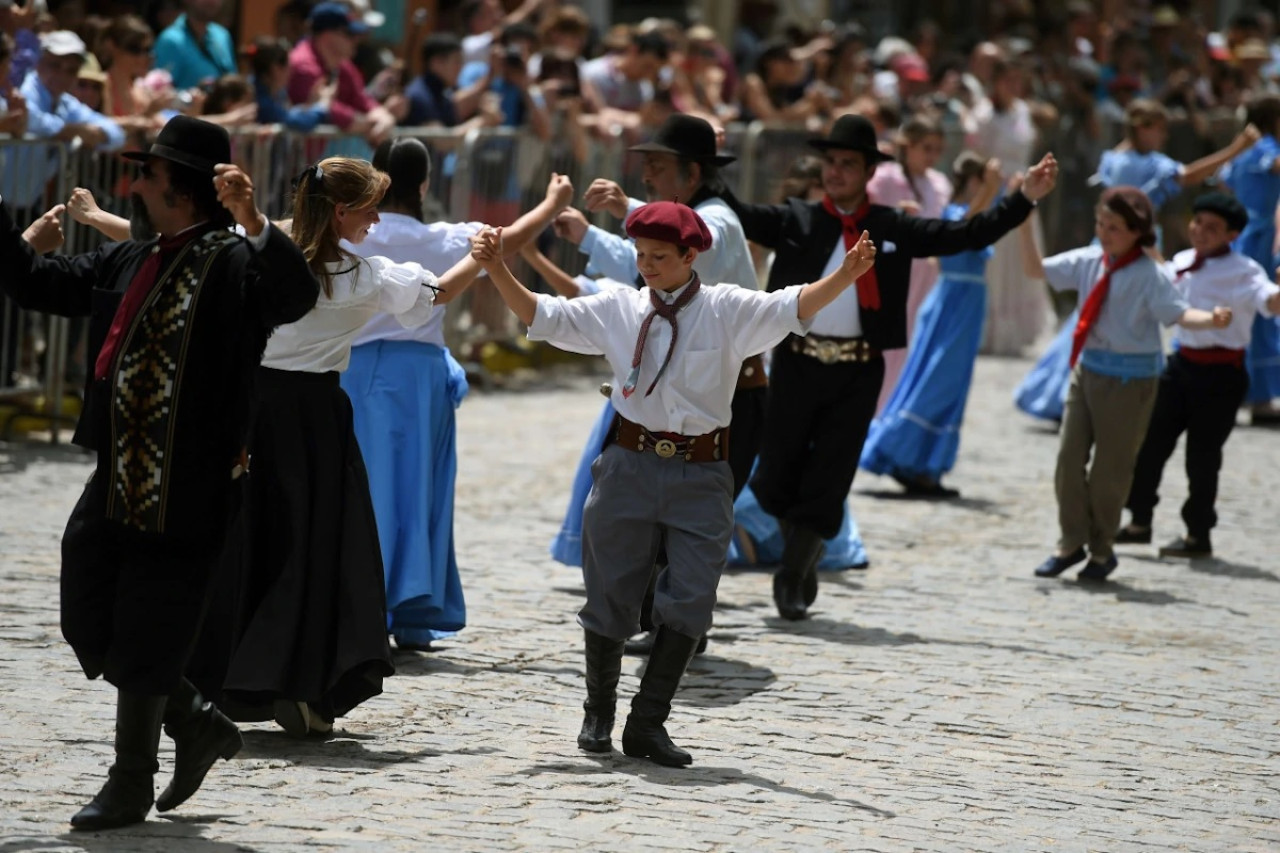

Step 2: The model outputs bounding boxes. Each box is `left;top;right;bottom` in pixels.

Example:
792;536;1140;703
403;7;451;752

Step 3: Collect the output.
1055;365;1159;560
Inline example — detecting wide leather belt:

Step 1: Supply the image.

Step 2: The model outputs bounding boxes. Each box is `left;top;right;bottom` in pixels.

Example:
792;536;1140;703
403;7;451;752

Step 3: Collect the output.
790;334;879;364
737;353;767;389
613;415;728;463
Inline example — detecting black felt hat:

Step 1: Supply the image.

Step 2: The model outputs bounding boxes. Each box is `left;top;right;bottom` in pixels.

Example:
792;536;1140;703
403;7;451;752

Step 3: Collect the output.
628;113;736;166
808;114;894;164
123;115;230;175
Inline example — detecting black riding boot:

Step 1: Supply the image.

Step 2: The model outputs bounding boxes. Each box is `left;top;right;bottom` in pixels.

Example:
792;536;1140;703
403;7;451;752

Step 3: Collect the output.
773;525;825;620
155;677;243;812
578;629;626;752
70;690;166;830
621;627;700;767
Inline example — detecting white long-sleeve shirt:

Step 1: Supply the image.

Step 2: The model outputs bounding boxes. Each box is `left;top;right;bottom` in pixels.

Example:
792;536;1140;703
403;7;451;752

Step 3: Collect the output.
345;213;485;348
1165;249;1279;350
528;280;810;435
262;254;437;373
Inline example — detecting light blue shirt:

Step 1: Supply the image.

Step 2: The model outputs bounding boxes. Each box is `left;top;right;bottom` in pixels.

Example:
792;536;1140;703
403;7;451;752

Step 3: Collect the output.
0;72;125;209
1043;245;1187;374
1094;148;1183;211
153;14;237;90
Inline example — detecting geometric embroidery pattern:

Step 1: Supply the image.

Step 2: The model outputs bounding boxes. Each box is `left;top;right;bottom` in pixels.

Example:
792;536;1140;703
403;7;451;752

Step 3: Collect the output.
107;230;238;533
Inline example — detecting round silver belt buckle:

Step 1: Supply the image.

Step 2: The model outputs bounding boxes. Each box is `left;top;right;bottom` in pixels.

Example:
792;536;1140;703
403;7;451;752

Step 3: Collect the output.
654;439;677;458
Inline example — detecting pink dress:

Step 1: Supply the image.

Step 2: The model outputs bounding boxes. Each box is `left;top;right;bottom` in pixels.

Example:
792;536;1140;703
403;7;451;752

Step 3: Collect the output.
867;161;952;412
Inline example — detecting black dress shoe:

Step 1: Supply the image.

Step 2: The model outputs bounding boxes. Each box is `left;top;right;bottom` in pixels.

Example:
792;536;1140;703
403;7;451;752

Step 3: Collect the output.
1158;535;1212;558
1033;547;1087;577
1078;554;1118;582
1115;525;1152;544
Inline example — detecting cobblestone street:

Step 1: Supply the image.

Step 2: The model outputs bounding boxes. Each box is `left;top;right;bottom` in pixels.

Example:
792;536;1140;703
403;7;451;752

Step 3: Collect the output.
1;352;1277;852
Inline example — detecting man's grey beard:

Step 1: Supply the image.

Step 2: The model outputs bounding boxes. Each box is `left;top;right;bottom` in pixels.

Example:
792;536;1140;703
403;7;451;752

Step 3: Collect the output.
129;195;156;241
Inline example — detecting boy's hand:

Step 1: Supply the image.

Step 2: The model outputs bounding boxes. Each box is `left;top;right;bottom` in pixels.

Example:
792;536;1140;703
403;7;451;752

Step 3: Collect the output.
469;226;505;271
1020;153;1058;201
1211;306;1233;327
840;230;876;281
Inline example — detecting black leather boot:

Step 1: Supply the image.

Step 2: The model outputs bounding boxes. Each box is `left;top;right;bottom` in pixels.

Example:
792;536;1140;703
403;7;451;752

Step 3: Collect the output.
773;525;825;620
70;690;166;830
155;678;243;812
621;627;700;767
578;629;626;752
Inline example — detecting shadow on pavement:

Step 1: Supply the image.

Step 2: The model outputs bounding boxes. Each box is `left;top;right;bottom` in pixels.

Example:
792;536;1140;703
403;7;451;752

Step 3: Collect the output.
387;652;492;678
233;729;483;768
517;759;896;817
0;823;268;853
855;489;1008;517
1050;579;1197;606
1186;557;1279;583
762;616;1078;660
680;655;777;708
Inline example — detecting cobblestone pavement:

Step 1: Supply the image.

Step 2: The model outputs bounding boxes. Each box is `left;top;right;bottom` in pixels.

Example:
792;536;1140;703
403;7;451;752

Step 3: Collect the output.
1;353;1277;853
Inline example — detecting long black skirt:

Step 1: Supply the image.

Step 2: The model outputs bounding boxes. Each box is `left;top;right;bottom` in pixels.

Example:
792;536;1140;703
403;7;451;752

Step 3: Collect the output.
207;367;394;722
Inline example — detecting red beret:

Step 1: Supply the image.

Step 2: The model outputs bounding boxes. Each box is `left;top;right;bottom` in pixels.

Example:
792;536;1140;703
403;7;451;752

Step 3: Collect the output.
625;201;713;251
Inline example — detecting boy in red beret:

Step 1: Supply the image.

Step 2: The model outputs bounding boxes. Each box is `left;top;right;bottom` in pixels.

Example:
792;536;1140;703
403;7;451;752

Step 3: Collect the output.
469;201;876;767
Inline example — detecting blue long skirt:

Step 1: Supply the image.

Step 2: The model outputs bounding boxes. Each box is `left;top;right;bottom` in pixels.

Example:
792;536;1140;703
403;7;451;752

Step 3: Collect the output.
860;273;987;479
1014;310;1075;423
550;400;869;570
341;340;468;646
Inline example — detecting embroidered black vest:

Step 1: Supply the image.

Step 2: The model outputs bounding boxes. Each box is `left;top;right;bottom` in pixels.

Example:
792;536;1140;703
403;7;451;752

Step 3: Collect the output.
105;229;239;533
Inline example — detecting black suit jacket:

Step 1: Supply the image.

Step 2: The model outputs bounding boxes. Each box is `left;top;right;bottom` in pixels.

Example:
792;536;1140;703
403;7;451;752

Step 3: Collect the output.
723;189;1036;350
0;204;318;541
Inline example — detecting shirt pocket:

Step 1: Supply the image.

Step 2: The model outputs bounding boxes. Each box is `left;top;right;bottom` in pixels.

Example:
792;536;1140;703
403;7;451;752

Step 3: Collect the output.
682;349;721;397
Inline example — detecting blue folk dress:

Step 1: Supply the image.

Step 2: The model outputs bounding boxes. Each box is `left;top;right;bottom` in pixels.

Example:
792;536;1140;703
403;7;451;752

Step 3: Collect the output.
860;203;993;480
1219;135;1280;404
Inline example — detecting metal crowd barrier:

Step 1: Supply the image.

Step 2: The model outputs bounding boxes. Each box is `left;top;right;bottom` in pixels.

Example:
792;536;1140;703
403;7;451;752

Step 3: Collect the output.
0;109;1248;443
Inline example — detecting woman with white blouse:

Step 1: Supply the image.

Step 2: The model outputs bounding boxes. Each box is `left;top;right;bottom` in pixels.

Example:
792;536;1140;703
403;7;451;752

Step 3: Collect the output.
211;157;478;737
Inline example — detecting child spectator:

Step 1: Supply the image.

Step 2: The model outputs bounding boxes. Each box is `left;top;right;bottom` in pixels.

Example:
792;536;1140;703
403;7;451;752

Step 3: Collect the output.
248;36;329;131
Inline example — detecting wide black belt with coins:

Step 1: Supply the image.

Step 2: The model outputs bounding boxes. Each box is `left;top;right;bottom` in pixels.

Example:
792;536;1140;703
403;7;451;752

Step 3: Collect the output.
789;333;880;364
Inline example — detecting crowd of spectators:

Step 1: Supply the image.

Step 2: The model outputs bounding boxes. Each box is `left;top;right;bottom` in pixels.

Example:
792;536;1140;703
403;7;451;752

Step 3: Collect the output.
0;0;1278;232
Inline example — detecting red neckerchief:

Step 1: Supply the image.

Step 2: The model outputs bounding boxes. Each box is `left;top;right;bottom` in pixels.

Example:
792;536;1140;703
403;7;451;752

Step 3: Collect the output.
1174;244;1231;279
821;194;880;310
1070;245;1145;367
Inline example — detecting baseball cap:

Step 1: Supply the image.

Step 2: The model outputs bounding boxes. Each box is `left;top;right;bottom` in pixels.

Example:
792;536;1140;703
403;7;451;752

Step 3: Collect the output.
309;2;369;35
40;30;87;57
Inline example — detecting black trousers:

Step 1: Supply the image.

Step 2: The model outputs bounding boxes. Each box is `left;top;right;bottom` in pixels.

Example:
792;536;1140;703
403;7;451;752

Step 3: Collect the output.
1125;354;1249;539
60;466;229;695
750;339;885;540
728;385;767;499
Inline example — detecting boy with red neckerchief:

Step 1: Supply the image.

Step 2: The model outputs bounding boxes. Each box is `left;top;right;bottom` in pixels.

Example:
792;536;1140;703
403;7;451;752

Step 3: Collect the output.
1117;193;1280;559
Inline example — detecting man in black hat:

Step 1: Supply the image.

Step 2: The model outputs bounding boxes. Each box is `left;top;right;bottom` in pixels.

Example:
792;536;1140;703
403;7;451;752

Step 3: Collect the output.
0;115;318;830
554;112;762;654
724;113;1059;620
1118;193;1280;559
